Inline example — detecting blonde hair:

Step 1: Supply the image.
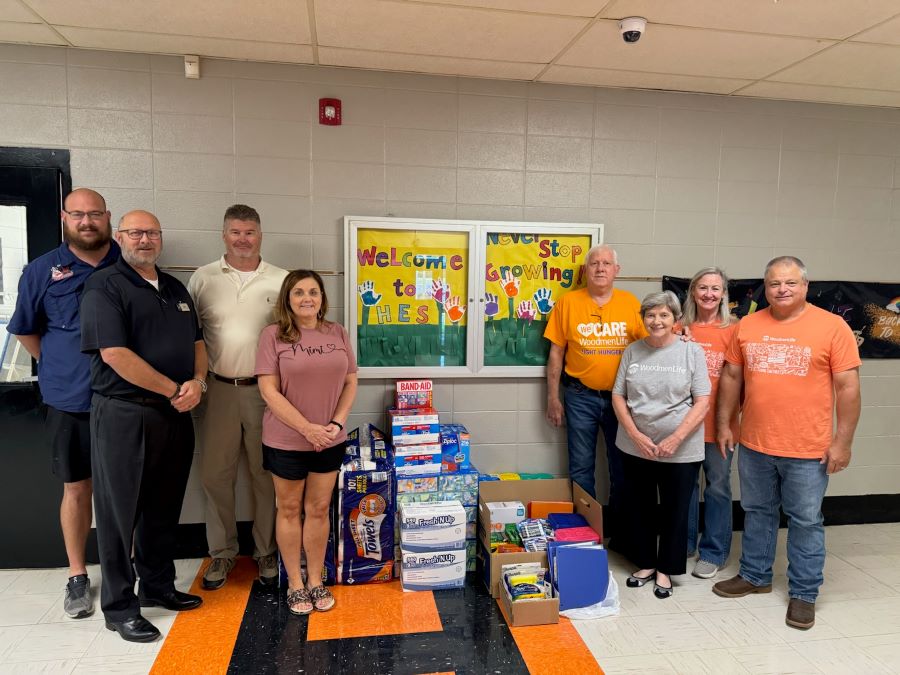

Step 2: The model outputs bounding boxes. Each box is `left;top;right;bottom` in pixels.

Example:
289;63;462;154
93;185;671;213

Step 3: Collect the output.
681;267;734;328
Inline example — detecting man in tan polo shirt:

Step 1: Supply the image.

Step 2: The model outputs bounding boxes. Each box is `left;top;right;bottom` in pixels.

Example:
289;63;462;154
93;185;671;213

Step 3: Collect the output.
188;205;288;589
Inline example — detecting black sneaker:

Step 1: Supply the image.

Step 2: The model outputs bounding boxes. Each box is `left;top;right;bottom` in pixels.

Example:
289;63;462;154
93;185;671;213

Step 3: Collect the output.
64;574;94;619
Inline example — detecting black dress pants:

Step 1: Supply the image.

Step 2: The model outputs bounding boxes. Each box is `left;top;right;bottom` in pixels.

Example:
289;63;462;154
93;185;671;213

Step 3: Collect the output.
90;394;194;621
620;452;700;576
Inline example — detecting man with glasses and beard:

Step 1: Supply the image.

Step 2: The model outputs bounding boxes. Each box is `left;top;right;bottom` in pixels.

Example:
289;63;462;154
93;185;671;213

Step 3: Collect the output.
80;210;206;642
9;188;119;620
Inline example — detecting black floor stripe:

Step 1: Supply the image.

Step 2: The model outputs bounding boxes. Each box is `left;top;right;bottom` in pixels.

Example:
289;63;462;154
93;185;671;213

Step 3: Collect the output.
227;575;530;674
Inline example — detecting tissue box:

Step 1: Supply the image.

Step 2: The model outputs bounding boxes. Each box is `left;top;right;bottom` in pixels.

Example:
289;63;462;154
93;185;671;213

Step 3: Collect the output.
401;548;466;591
400;500;467;552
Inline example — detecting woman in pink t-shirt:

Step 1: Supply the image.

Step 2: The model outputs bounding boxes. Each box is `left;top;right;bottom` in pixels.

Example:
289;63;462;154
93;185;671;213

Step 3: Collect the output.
683;266;740;581
256;270;358;615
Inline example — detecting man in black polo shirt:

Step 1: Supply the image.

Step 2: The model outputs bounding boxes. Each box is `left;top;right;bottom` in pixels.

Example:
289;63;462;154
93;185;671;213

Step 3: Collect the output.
80;210;207;643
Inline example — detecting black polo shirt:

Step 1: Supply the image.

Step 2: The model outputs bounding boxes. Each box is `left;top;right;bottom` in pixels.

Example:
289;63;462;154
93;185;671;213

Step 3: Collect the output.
80;258;202;398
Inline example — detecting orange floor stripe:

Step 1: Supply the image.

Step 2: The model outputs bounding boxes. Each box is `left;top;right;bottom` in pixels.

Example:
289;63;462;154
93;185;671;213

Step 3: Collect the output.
150;557;255;675
508;616;604;675
307;580;442;641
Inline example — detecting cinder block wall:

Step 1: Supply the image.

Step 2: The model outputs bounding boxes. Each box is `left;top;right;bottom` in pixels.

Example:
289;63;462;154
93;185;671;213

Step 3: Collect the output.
1;44;897;522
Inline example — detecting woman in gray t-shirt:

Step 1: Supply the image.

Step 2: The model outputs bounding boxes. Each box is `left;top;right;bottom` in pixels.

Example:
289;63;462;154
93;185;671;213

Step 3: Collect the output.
611;291;711;599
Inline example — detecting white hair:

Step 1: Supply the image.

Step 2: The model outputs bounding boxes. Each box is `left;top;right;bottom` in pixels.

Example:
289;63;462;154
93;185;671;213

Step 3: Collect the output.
584;244;618;266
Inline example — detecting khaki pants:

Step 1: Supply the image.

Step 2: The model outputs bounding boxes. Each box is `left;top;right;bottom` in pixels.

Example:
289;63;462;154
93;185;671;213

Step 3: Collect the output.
199;377;275;559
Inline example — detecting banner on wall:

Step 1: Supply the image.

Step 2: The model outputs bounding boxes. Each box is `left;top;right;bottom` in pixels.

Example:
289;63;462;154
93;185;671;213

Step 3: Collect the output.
663;276;900;359
355;228;469;368
483;232;591;366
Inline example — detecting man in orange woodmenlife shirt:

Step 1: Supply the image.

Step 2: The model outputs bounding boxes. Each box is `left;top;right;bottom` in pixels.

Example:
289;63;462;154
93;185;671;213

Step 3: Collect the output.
544;244;647;542
712;256;862;631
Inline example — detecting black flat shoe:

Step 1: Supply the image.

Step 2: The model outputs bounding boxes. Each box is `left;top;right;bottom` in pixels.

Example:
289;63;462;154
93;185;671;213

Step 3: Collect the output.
105;615;161;642
139;589;203;611
654;579;674;599
626;570;656;588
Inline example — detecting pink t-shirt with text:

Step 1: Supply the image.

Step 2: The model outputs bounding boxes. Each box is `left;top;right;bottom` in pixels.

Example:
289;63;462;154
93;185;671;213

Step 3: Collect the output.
255;322;358;451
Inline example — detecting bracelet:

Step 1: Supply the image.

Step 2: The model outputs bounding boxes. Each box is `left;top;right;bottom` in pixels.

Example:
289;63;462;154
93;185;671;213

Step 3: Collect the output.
329;419;343;430
169;382;182;401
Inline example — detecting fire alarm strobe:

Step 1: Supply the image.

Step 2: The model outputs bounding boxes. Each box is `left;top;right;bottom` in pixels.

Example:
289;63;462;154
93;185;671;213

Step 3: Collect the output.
319;98;342;125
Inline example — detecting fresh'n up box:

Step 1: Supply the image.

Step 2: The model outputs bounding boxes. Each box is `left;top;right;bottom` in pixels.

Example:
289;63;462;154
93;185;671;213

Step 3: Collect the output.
399;500;467;552
396;379;433;410
439;423;471;472
400;548;466;591
389;408;440;445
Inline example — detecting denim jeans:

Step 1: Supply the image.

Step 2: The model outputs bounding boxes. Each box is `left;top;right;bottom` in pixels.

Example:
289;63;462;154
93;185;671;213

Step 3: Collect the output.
563;379;623;537
738;445;829;603
687;442;734;565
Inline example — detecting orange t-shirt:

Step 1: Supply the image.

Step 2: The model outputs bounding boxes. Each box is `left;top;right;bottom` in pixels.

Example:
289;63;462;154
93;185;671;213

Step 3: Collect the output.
724;304;861;459
690;322;740;443
543;287;647;391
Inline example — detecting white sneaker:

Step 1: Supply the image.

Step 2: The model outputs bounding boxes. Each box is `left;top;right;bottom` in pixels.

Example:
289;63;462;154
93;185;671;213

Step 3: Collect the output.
692;559;720;579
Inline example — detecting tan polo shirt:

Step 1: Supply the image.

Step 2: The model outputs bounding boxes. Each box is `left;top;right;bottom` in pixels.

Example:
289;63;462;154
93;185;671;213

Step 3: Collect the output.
188;256;288;378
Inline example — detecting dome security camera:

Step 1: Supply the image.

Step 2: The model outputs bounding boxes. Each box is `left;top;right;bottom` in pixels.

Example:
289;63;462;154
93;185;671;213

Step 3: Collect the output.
619;16;647;44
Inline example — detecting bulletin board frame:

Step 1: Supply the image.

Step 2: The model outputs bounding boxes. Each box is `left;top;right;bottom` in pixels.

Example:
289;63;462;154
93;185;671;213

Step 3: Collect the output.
345;216;602;379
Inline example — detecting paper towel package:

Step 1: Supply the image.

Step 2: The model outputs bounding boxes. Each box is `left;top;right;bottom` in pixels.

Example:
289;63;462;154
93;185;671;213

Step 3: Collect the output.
337;468;395;584
401;548;467;591
399;500;467;552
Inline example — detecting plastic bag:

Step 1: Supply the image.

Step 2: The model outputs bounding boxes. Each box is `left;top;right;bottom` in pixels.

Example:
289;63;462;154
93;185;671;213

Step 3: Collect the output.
559;575;620;620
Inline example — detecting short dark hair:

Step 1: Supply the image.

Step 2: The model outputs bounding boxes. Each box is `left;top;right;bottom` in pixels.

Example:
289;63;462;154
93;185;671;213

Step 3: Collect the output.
223;204;260;227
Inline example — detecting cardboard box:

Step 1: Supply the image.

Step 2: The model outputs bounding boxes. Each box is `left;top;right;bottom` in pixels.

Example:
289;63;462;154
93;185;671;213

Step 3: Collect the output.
400;500;467;552
498;577;559;627
478;479;602;598
400;548;466;591
396;379;433;410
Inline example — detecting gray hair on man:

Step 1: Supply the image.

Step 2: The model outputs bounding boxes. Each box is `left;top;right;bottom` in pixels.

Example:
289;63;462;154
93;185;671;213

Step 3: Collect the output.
640;290;682;321
765;255;808;281
584;243;618;266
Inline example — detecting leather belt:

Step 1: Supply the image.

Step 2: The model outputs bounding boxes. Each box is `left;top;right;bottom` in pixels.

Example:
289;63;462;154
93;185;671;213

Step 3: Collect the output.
109;393;170;407
561;372;612;398
212;373;258;386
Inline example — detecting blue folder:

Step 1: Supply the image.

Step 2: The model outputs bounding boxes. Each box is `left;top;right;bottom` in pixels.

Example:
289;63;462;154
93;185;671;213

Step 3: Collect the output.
554;544;609;611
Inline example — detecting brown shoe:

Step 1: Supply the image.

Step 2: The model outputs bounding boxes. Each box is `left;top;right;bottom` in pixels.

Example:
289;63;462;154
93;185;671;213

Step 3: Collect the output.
712;574;772;598
786;598;815;630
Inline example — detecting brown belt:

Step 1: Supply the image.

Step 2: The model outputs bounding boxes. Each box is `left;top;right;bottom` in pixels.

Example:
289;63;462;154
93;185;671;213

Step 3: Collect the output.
212;373;258;386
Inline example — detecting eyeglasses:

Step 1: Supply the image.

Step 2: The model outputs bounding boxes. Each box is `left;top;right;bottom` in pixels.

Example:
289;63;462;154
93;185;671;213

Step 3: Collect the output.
64;210;107;221
118;229;162;240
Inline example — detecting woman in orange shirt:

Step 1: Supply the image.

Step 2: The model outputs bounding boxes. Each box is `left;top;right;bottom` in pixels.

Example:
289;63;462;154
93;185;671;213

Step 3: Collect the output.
683;267;740;580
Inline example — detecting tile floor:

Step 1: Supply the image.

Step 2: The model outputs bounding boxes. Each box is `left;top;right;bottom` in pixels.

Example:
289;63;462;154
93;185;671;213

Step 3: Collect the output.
0;523;899;674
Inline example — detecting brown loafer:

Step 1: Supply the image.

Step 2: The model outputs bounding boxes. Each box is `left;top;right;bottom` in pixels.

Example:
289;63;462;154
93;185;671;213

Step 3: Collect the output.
712;574;772;598
786;598;815;630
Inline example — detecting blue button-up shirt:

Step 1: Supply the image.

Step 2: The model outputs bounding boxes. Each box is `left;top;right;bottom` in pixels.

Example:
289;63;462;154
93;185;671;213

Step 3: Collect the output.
8;241;120;412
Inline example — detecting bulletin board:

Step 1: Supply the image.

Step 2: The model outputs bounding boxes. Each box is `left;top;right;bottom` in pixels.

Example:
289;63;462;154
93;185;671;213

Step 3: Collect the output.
345;217;602;378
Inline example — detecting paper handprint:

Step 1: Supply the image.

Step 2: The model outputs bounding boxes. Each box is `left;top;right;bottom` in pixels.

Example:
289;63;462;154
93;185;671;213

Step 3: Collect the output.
517;300;537;322
533;288;554;314
484;292;499;318
501;270;520;298
445;296;466;323
431;279;450;305
357;280;382;306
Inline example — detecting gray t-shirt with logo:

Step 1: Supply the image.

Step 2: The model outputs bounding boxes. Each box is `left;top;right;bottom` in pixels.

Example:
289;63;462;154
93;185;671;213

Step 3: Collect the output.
612;338;711;463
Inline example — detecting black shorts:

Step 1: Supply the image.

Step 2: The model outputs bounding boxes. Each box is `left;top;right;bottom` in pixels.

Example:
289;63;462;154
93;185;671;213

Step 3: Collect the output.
262;442;345;480
46;406;92;483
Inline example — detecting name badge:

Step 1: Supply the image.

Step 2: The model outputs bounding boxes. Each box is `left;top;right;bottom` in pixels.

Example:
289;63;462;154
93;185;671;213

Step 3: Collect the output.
50;265;73;281
176;302;190;312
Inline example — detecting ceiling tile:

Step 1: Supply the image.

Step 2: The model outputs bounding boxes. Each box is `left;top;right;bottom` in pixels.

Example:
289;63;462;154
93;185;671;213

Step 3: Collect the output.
851;14;900;46
0;0;38;22
543;65;749;95
559;21;834;80
737;81;900;108
602;0;900;40
315;0;587;62
320;47;542;80
57;27;314;63
772;42;900;91
25;0;310;43
0;21;66;44
398;0;610;17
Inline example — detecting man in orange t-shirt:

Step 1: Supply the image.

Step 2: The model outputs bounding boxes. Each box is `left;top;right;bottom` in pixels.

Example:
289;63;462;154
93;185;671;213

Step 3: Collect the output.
544;244;647;540
712;256;861;632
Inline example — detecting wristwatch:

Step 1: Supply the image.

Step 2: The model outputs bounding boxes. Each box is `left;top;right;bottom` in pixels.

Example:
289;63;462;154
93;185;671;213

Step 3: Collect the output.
193;378;208;394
